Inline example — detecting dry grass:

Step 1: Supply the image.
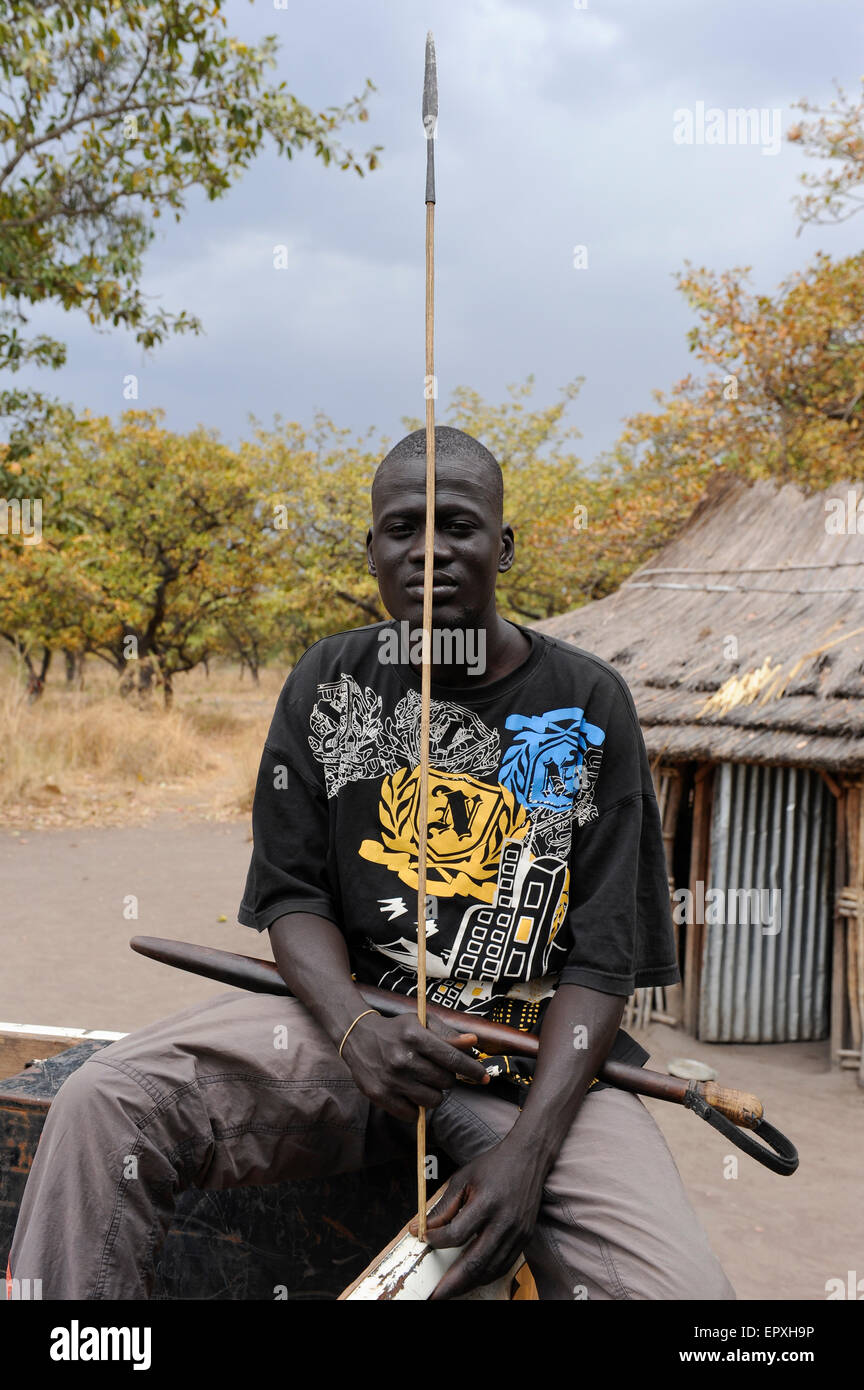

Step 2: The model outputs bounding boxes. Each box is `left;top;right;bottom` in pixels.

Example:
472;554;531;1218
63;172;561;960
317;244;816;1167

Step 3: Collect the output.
0;651;290;829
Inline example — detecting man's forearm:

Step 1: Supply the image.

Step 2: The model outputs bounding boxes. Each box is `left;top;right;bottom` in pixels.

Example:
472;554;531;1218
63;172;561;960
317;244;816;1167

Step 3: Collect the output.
505;983;625;1167
268;912;371;1049
268;913;491;1121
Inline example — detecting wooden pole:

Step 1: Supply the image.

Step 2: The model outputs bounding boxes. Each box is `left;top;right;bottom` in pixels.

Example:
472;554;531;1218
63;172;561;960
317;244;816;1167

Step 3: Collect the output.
415;31;438;1243
830;783;847;1068
683;761;714;1035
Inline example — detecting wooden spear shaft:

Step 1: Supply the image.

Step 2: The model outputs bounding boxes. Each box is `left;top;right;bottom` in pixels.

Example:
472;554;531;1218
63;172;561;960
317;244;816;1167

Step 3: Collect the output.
416;30;438;1244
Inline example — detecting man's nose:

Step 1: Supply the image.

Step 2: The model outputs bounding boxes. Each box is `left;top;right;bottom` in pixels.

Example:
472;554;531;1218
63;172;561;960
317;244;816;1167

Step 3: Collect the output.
406;524;453;566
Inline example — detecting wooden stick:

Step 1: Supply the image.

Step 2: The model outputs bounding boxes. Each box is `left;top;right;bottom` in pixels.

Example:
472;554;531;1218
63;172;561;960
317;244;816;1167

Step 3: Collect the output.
415;202;435;1238
857;785;864;1087
416;32;438;1242
129;938;768;1129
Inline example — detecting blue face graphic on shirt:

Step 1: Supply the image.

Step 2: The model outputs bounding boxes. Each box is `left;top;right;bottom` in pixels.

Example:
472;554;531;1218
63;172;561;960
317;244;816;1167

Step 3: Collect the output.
499;707;605;814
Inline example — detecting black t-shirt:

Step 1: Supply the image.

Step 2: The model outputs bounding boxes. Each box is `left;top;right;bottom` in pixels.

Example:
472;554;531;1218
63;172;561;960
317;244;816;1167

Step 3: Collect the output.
239;621;680;1096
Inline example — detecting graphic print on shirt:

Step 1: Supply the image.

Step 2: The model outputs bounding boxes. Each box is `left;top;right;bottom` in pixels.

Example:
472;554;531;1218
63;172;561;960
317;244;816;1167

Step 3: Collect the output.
307;674;608;1006
359;767;530;900
308;677;499;797
308;674;397;797
383;688;500;776
500;707;606;857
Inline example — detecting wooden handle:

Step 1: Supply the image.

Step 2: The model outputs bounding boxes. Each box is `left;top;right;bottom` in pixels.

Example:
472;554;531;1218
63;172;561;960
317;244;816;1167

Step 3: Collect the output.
698;1082;763;1130
129;937;769;1131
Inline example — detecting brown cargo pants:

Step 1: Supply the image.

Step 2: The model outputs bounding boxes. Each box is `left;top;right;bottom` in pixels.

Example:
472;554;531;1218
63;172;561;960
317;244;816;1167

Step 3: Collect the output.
7;989;735;1300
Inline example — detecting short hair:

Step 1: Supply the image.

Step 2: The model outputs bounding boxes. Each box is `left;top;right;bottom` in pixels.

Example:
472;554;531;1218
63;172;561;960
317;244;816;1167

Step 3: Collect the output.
372;426;503;515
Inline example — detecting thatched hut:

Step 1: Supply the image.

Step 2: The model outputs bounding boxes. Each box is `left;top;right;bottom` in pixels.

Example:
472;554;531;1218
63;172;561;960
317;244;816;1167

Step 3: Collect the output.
539;472;864;1079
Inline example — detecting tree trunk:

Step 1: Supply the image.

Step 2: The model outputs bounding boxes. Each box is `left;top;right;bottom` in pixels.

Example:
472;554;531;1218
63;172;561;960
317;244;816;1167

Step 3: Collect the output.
64;649;85;689
137;659;157;695
26;646;52;702
119;655;159;702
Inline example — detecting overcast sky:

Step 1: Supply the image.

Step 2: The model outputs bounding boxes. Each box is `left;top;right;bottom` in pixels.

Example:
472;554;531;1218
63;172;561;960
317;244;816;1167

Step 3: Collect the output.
14;0;864;467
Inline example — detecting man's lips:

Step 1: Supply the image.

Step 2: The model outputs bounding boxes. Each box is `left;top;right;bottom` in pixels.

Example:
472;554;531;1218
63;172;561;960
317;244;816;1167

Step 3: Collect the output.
404;574;459;598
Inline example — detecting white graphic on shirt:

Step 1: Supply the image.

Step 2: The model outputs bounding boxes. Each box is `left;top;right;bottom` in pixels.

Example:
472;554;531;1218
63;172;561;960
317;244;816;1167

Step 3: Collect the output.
378;896;408;921
573;745;604;826
384;689;499;775
308;674;399;798
443;836;569;985
308;676;499;797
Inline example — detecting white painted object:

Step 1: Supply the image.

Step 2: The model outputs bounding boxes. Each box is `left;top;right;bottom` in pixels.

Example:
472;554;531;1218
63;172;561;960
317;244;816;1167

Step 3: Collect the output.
339;1185;525;1300
343;1231;522;1300
0;1022;126;1040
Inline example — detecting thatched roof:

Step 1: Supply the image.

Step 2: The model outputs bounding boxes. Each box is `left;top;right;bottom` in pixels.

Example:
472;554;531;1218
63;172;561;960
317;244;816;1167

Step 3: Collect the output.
539;472;864;772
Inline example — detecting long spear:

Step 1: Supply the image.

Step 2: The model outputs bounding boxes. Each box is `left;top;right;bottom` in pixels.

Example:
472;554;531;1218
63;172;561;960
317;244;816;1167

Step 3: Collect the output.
414;28;438;1244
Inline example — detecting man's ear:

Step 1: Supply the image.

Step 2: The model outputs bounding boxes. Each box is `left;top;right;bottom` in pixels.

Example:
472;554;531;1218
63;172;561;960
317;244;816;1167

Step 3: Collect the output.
366;527;376;576
498;524;516;573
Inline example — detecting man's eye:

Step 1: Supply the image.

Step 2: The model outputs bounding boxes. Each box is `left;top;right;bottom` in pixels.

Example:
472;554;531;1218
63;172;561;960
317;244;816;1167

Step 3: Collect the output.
447;522;475;535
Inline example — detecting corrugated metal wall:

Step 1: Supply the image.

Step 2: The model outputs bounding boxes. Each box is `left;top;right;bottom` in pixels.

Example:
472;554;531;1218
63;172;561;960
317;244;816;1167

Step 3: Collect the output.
699;763;834;1042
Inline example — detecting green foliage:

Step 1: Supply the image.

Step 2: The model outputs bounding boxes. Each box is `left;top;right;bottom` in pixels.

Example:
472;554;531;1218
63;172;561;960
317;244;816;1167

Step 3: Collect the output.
0;385;596;695
404;378;589;620
0;0;380;455
0;408;276;698
243;412;386;652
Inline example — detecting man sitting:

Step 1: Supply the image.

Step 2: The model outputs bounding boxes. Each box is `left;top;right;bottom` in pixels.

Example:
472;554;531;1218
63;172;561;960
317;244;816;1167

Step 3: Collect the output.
8;426;734;1301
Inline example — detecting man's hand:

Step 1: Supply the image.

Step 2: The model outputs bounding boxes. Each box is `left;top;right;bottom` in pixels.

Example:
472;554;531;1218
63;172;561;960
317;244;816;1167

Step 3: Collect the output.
268;914;489;1121
408;1137;545;1299
401;982;627;1299
340;1011;490;1122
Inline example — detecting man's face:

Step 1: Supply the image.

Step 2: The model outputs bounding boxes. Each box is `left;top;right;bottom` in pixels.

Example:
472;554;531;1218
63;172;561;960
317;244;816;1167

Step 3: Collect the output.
366;453;514;627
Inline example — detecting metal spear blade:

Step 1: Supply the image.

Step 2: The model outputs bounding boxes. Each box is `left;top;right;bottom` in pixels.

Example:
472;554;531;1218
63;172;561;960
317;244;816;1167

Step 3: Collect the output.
423;30;438;139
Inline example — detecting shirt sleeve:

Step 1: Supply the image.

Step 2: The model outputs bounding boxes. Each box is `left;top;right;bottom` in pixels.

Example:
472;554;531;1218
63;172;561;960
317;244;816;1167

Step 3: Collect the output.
557;674;680;996
237;668;339;933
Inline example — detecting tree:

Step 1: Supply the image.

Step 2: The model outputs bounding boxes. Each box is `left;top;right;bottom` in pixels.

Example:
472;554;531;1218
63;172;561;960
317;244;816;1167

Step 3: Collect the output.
0;0;380;455
580;82;864;597
0;390;597;694
597;249;864;566
405;378;591;621
0;408;286;703
245;383;595;641
244;412;386;654
0;421;92;688
788;79;864;228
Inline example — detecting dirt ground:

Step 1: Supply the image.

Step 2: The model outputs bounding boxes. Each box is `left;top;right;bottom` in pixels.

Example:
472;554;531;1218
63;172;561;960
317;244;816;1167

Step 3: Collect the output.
1;815;862;1302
